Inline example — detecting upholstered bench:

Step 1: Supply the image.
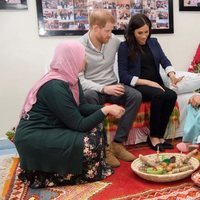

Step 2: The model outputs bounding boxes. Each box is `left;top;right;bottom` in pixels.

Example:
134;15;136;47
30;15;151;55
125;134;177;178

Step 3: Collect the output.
104;101;180;145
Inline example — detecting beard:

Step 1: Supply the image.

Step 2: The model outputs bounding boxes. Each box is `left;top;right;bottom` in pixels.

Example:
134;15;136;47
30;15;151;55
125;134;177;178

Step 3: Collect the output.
97;35;110;44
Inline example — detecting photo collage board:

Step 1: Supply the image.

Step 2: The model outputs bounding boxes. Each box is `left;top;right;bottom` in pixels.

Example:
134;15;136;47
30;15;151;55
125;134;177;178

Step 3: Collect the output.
36;0;173;36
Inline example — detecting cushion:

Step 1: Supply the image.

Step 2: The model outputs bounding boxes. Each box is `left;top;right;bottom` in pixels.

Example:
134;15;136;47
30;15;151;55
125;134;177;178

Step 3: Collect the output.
104;101;180;141
161;71;200;94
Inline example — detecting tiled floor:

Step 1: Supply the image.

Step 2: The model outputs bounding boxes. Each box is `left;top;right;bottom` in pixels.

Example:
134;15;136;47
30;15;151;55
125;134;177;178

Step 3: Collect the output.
0;139;18;156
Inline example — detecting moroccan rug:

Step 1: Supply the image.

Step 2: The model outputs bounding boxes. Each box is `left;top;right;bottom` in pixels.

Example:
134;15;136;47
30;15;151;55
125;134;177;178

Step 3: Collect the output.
1;144;200;200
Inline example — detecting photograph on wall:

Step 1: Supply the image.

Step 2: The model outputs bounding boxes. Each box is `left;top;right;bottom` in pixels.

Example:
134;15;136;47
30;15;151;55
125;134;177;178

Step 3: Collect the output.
179;0;200;11
0;0;27;9
36;0;173;36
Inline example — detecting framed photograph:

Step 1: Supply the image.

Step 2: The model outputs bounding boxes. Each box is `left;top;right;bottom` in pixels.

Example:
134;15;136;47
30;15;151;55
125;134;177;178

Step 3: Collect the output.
36;0;174;36
179;0;200;11
0;0;27;10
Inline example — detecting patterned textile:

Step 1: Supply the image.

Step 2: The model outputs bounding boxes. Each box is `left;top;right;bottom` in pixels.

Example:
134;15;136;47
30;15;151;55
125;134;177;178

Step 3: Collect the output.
113;183;200;200
13;123;113;189
1;146;199;200
104;101;180;141
0;157;110;200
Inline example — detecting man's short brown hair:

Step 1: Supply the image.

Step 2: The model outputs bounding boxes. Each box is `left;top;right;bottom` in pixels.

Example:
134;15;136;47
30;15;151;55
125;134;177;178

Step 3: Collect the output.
89;9;116;28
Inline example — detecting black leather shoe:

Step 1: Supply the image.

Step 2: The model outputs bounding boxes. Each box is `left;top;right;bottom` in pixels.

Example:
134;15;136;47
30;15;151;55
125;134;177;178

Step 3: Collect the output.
147;137;165;152
162;141;174;149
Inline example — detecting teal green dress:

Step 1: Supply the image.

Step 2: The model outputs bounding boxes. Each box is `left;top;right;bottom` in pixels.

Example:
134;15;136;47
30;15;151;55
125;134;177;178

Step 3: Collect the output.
14;80;112;188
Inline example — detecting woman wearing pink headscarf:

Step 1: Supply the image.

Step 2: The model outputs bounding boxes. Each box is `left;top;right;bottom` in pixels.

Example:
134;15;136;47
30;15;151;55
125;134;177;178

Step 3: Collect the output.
14;40;125;188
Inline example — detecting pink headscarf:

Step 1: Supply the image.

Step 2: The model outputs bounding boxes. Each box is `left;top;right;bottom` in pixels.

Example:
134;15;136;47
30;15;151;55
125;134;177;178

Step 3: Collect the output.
20;40;85;118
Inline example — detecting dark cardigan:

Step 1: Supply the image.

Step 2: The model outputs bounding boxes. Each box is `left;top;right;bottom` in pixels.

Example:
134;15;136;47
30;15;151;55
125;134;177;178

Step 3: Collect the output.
14;80;104;175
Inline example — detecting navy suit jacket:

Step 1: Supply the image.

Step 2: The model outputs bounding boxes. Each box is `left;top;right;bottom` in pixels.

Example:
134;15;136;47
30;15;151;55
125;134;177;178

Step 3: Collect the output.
118;38;172;86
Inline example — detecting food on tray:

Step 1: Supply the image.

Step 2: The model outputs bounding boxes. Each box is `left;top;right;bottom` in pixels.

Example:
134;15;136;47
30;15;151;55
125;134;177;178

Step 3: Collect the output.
138;149;198;175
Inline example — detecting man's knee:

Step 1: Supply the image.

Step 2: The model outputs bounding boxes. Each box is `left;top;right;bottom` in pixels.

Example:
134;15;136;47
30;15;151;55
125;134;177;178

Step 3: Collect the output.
84;89;100;104
134;90;143;102
125;86;142;103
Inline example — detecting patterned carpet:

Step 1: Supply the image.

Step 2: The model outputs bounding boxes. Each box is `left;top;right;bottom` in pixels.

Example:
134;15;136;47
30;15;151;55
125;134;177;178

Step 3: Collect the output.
1;139;200;200
113;183;200;200
0;157;110;200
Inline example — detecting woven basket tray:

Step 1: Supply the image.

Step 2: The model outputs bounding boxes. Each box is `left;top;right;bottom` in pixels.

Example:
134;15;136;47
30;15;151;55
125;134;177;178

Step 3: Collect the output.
131;153;199;182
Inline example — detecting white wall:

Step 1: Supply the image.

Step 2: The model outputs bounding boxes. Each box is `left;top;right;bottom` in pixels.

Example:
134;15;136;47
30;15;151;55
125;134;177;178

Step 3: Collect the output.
0;1;199;138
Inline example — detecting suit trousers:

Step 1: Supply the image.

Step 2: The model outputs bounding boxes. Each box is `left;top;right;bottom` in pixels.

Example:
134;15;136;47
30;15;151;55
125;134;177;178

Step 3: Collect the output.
135;85;177;138
84;85;142;143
